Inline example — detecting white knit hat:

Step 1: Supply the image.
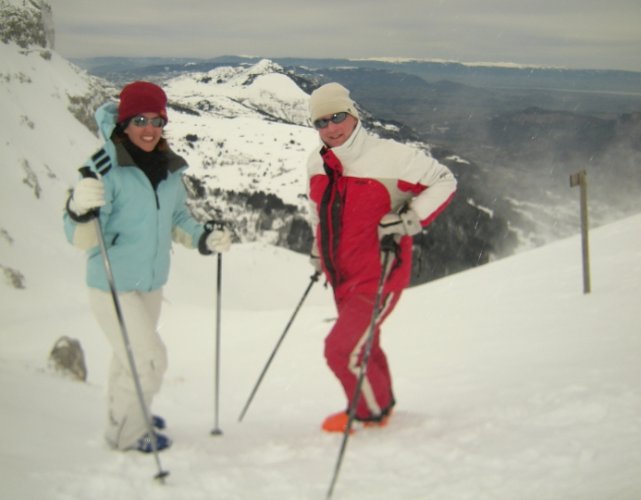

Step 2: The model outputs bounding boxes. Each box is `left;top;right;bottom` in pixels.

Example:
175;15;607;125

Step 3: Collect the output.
309;82;360;123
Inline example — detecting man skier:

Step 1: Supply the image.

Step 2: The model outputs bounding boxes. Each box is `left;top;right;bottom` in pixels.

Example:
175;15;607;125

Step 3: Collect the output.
306;82;457;432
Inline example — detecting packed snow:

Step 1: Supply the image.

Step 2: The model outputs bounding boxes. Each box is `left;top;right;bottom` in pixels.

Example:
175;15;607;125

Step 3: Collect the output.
1;213;640;500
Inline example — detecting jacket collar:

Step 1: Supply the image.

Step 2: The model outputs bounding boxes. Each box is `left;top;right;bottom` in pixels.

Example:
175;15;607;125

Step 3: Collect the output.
113;140;187;174
321;120;364;165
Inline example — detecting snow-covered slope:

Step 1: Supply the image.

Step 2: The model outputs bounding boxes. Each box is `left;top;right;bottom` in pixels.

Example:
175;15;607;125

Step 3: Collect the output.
1;213;640;500
0;38;109;298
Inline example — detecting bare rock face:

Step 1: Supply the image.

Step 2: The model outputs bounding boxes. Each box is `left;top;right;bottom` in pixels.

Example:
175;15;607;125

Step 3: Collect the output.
49;336;87;382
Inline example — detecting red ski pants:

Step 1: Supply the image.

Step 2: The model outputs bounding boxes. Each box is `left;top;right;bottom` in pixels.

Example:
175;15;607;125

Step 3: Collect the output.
324;289;401;420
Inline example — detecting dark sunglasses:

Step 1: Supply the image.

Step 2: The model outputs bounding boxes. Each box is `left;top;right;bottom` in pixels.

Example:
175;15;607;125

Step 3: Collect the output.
313;112;348;130
130;115;166;128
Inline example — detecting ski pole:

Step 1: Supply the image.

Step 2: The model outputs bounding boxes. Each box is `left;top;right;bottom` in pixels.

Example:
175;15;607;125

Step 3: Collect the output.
211;246;224;436
78;167;169;482
238;271;321;422
326;237;396;500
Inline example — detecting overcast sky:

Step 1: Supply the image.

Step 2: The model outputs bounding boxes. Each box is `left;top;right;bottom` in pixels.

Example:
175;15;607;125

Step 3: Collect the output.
50;0;641;72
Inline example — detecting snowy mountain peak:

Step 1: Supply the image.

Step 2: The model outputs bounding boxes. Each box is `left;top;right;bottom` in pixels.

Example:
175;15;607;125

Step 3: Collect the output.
165;58;310;125
241;58;286;81
158;59;317;247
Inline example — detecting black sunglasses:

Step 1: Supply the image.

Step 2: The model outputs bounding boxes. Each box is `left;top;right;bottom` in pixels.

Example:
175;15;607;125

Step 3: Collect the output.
313;112;348;130
130;115;166;128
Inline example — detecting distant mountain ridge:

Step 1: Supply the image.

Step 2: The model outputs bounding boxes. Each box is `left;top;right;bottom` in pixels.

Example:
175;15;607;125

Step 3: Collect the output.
70;55;641;236
73;54;641;94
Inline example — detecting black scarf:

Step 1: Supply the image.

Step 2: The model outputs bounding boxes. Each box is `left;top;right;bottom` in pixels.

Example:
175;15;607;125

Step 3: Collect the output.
122;139;169;191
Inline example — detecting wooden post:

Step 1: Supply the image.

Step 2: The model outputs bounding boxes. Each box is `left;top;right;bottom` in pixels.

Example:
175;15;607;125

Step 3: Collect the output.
569;170;591;294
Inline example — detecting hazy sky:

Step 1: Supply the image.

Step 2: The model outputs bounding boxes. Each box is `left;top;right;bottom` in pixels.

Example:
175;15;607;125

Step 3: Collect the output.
50;0;641;72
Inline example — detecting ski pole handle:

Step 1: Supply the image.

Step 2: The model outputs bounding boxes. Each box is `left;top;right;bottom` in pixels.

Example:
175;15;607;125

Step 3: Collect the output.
79;166;97;180
380;234;399;253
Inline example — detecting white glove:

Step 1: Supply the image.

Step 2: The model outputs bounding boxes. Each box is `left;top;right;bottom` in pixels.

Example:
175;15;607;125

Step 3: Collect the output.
69;177;105;215
377;208;423;241
309;241;322;273
205;226;232;253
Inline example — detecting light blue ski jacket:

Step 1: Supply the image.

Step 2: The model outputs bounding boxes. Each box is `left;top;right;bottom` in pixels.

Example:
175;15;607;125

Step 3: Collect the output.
64;102;204;292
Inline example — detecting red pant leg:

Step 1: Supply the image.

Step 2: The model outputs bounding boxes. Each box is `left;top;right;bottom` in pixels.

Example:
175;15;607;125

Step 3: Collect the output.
324;290;401;420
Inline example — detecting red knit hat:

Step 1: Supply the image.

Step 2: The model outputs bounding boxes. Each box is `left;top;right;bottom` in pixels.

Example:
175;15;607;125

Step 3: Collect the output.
117;81;168;124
